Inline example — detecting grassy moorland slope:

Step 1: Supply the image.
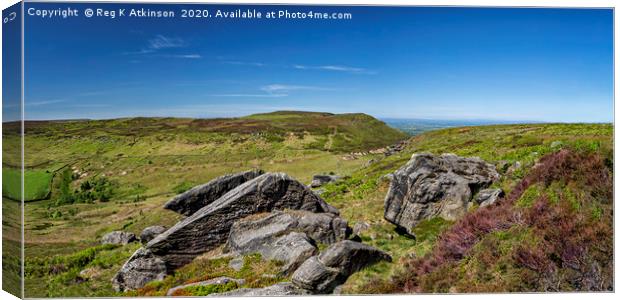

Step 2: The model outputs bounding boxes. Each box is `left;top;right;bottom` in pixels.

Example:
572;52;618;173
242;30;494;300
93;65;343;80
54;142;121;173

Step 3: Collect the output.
1;111;406;297
319;123;613;293
5;117;612;296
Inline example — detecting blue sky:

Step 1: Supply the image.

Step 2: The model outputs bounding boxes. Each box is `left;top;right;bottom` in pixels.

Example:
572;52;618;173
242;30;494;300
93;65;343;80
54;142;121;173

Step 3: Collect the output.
18;3;613;122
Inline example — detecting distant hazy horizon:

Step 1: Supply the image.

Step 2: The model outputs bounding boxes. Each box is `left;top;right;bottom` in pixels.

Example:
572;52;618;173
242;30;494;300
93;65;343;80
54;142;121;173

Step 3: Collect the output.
5;111;612;125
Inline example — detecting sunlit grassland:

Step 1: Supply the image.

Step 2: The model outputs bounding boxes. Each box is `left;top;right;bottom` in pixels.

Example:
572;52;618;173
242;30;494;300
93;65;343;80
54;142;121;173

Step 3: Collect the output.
12;116;612;297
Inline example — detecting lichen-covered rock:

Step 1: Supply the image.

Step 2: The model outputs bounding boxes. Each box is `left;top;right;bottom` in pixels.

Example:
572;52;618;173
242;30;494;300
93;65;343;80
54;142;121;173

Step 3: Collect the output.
227;218;322;275
291;240;392;294
111;248;167;292
267;232;318;275
164;169;264;216
475;188;505;207
209;282;310;296
384;153;499;236
139;226;166;244
148;173;338;269
101;231;137;245
225;210;350;254
166;276;245;296
115;173;339;291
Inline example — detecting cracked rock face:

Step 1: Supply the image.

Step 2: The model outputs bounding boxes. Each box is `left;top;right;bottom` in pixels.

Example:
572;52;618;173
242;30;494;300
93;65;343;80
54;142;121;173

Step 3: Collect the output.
164;169;265;216
112;248;167;292
225;210;351;275
226;210;350;253
384;153;499;236
291;240;392;294
114;172;339;291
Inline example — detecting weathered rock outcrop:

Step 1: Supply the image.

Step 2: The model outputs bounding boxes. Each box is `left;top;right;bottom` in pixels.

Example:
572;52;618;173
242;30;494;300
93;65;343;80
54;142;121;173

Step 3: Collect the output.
475;188;505;207
140;226;166;244
209;282;310;296
384;153;499;236
310;175;340;188
166;276;245;296
164;169;264;216
114;172;338;291
149;173;338;268
263;232;318;275
225;210;350;274
112;248;167;292
291;240;392;294
226;210;350;252
102;231;137;245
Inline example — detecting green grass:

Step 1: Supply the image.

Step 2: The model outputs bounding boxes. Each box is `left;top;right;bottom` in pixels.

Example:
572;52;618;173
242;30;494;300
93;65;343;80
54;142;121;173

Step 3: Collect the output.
126;253;286;297
180;280;240;296
9;114;612;297
3;168;53;201
24;242;141;297
317;122;612;294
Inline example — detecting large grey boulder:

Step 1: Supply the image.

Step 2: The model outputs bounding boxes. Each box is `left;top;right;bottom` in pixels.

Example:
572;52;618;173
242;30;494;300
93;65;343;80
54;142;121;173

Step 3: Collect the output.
102;231;137;245
115;173;338;291
475;188;505;207
166;276;245;296
310;175;340;188
140;226;166;244
384;153;499;236
112;248;167;292
164;169;264;216
225;210;350;254
149;173;338;269
209;282;310;296
291;240;392;294
265;232;318;275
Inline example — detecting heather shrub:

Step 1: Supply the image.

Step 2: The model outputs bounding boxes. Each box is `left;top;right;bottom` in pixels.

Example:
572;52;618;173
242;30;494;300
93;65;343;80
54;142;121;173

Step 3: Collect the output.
385;148;612;293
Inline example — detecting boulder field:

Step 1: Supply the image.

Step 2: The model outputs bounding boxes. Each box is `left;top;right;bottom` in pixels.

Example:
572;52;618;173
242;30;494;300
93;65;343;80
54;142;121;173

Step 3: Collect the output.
111;152;501;294
112;170;386;293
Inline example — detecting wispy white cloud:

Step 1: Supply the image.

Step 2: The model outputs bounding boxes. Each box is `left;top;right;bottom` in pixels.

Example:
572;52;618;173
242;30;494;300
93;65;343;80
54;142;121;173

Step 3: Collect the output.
69;103;113;108
222;61;266;67
208;93;287;98
293;64;375;74
148;34;186;50
174;54;202;59
124;34;188;56
206;84;333;99
154;54;202;59
26;99;66;107
260;84;333;93
77;91;106;97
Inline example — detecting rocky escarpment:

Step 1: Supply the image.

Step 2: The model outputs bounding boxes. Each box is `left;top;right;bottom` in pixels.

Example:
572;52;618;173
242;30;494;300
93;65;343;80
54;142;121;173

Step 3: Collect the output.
113;171;387;294
384;153;500;236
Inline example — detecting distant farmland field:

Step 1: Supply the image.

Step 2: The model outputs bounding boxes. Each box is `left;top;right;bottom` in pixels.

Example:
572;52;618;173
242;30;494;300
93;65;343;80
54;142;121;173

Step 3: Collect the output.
2;168;53;201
